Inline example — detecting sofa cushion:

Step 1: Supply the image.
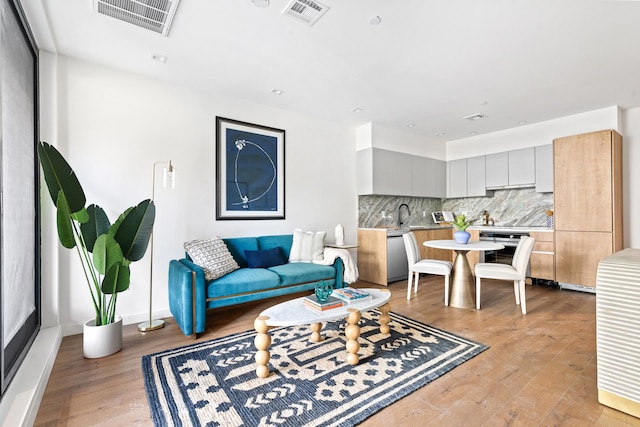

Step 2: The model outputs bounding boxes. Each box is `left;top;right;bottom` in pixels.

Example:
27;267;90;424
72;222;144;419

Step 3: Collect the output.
222;237;259;268
257;235;293;259
268;262;336;286
208;268;281;297
289;229;326;263
184;237;240;281
245;247;286;268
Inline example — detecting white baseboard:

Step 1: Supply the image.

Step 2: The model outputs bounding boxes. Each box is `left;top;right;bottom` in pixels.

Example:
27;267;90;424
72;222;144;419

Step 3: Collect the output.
0;326;62;427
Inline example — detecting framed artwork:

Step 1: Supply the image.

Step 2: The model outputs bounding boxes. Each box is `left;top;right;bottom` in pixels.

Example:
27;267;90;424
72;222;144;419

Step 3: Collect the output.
216;117;285;220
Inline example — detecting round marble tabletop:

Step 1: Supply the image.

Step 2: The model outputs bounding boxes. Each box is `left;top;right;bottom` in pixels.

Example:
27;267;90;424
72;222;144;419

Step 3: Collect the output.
423;239;505;251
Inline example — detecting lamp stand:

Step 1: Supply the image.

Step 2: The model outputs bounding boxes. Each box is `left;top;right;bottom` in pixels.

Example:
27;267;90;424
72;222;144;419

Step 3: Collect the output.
138;161;175;332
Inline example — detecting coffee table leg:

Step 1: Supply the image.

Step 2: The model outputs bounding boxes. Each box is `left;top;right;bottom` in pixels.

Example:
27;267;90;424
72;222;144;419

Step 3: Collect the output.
309;322;323;342
345;308;361;365
378;302;391;334
254;316;271;378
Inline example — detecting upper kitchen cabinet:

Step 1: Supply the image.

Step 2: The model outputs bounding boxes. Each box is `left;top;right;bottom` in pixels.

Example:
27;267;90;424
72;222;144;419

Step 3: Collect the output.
485;148;535;189
554;129;623;289
412;156;446;198
447;156;489;198
357;148;445;197
535;144;553;193
446;158;467;198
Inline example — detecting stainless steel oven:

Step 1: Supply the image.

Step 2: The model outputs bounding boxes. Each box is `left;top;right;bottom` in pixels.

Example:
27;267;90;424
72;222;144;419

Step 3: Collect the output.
479;230;530;266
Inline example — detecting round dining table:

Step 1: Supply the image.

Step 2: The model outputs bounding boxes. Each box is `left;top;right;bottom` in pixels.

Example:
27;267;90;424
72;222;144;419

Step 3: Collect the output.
423;240;505;309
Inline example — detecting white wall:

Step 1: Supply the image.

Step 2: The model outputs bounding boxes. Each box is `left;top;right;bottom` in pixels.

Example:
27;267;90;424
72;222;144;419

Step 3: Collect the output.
446;106;621;159
622;107;640;248
356;122;447;160
42;55;358;335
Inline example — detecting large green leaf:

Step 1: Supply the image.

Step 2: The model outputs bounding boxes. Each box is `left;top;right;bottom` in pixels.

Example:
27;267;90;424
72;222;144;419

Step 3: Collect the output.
92;234;124;276
37;141;86;215
56;191;76;249
114;199;156;262
101;262;130;294
81;205;112;252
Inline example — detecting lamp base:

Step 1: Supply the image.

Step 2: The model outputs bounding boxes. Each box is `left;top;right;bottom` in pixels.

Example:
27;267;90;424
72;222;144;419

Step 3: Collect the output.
138;319;165;332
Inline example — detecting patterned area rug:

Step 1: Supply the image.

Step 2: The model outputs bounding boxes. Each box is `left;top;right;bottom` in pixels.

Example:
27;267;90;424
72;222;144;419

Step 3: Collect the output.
142;310;488;427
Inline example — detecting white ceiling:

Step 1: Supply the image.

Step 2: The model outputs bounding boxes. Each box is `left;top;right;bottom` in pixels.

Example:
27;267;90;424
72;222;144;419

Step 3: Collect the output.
20;0;640;144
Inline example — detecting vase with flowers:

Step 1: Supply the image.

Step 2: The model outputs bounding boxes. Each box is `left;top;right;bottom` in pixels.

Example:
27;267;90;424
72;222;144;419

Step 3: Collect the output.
452;214;471;244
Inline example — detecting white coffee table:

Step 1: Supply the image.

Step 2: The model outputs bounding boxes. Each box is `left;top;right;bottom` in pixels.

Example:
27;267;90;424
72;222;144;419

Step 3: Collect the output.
253;288;391;378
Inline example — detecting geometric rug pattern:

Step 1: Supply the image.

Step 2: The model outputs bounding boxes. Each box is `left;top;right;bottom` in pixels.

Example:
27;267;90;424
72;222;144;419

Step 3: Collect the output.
142;310;488;427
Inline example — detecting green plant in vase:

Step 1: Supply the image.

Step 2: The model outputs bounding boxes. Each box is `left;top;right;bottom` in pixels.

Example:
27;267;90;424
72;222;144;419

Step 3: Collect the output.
37;141;156;328
452;214;471;243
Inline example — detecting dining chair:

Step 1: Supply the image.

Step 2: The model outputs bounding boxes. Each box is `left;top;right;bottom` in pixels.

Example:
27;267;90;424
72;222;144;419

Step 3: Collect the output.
474;235;536;314
402;232;453;303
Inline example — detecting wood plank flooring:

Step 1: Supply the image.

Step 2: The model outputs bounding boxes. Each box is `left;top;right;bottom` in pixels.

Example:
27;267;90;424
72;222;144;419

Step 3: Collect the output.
35;277;640;426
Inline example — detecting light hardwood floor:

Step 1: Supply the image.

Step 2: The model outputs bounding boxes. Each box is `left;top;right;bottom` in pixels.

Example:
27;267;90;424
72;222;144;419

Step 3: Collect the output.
35;277;640;426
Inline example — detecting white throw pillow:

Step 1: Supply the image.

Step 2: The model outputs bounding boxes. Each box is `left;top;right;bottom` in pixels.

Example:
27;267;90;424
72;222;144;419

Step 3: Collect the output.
289;229;326;263
184;237;240;281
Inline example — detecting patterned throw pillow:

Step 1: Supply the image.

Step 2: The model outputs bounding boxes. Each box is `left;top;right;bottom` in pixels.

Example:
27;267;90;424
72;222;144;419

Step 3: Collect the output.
184;237;240;281
289;229;326;263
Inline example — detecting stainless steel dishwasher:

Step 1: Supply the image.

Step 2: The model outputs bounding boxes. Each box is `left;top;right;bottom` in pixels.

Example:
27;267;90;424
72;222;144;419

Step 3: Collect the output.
387;230;409;283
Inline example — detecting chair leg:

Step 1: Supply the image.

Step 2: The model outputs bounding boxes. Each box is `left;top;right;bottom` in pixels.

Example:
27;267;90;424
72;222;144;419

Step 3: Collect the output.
444;274;450;306
519;280;527;315
407;272;413;300
513;280;520;305
475;276;481;310
414;272;419;295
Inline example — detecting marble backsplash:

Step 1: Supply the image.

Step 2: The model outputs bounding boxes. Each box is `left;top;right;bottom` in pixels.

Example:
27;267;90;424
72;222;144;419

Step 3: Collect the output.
359;188;554;228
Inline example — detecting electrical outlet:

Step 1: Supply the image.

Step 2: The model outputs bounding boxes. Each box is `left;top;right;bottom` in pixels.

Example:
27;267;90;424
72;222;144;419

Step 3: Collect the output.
422;211;426;217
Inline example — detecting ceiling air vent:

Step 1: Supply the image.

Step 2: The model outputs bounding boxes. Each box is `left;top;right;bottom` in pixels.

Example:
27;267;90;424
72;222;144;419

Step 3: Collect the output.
93;0;181;37
282;0;329;26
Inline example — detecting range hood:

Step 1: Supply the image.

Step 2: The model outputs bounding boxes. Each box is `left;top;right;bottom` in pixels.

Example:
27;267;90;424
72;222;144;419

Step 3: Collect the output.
486;183;535;190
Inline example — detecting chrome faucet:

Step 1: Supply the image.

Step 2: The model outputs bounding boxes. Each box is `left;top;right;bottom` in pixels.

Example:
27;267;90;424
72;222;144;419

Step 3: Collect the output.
398;203;411;228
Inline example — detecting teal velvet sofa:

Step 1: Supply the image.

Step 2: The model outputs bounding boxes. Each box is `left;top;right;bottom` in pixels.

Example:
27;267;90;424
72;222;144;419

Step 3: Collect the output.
168;234;345;337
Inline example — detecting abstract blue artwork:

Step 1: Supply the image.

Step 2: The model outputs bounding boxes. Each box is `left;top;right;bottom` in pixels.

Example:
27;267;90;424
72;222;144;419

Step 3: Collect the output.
216;117;285;219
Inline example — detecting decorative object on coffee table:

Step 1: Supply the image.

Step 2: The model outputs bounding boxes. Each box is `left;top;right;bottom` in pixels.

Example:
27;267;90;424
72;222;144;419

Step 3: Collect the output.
314;280;333;302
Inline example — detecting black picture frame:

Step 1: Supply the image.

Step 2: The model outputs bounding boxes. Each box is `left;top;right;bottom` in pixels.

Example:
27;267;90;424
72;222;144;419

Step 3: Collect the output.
216;117;285;220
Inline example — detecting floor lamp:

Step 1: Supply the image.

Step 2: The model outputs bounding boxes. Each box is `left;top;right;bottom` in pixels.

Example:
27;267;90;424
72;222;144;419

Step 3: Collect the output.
138;160;176;332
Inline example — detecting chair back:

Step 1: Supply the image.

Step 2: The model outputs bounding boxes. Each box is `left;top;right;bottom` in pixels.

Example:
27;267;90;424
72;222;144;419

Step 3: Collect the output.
402;232;421;266
511;236;536;274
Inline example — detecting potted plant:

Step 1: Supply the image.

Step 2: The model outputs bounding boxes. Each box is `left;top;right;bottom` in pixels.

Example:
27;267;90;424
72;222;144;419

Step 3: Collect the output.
452;214;471;244
37;141;156;358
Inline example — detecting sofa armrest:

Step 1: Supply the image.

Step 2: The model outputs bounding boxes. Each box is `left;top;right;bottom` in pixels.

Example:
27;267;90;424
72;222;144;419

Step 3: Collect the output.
332;257;345;288
168;259;207;337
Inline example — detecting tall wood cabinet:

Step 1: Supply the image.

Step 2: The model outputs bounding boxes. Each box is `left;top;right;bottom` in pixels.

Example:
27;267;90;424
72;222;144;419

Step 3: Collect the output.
553;129;623;289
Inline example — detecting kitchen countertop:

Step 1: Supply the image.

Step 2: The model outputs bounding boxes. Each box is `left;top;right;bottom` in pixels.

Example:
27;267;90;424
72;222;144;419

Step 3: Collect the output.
469;225;554;233
359;225;553;236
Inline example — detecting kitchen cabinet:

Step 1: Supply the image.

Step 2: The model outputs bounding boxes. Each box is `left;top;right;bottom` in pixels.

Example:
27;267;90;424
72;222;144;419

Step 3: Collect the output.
529;230;554;280
553;129;623;289
411;156;446;198
509;147;536;186
535;144;553;193
357;228;388;286
485;148;535;189
357;148;445;197
466;155;489;197
412;228;453;261
446;158;467;198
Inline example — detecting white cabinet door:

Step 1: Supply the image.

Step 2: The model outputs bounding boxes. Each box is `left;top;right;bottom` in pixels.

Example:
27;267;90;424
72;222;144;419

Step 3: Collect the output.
372;149;412;196
466;155;487;197
447;158;467;198
535;144;553;193
434;159;446;198
356;148;373;195
411;156;435;197
485;152;509;188
509;147;535;186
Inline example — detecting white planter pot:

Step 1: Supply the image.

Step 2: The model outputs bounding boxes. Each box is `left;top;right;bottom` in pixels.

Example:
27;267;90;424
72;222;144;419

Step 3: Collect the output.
83;316;123;359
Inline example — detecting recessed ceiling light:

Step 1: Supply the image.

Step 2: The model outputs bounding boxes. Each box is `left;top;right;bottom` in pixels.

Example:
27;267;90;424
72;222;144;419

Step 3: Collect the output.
469;131;478;135
151;53;167;63
436;132;446;137
463;113;486;121
406;123;416;128
369;16;382;25
251;0;269;7
518;120;528;125
352;107;363;113
270;89;283;95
